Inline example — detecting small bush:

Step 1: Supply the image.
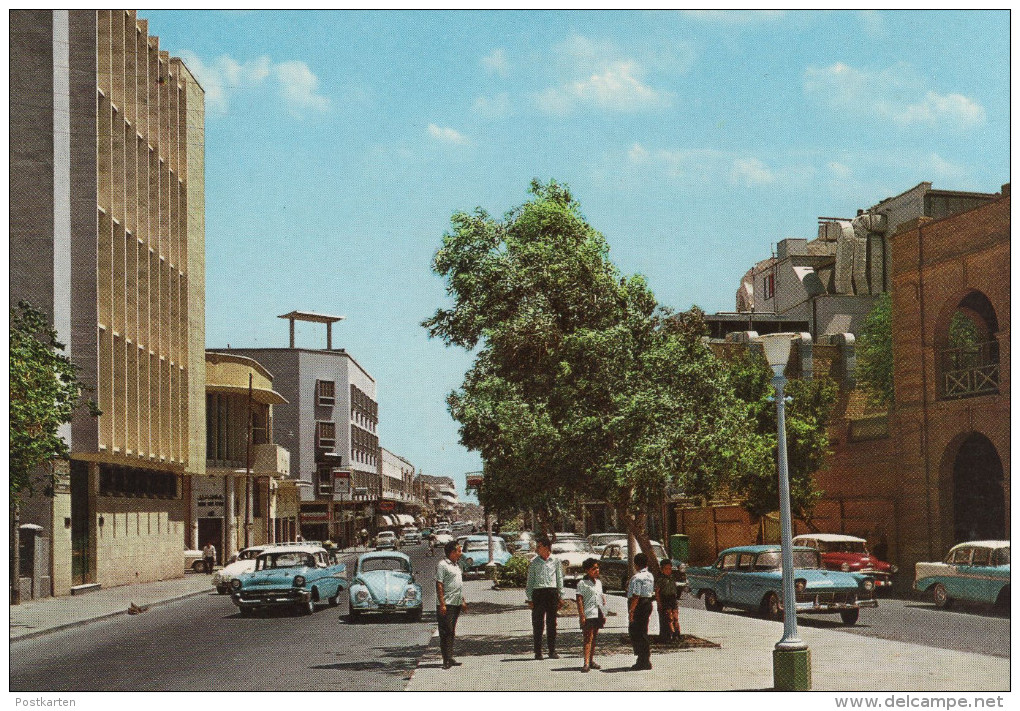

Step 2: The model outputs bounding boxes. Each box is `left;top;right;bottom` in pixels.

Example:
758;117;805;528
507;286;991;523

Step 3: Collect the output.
495;554;530;588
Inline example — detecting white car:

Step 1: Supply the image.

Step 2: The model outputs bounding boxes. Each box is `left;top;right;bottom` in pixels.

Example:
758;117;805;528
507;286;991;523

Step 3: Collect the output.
184;549;205;573
587;532;623;556
375;531;398;550
552;539;596;587
213;546;266;594
433;528;454;546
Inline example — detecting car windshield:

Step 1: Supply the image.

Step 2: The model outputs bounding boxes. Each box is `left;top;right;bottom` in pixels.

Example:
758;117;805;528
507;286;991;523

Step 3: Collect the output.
256;552;315;570
590;535;619;545
465;539;505;552
362;557;411;574
552;541;592;554
377;533;395;540
820;541;868;554
238;549;263;561
750;550;820;570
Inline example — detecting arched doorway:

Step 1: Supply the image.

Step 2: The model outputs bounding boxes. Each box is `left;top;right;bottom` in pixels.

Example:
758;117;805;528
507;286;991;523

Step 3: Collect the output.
952;433;1005;543
937;290;1000;400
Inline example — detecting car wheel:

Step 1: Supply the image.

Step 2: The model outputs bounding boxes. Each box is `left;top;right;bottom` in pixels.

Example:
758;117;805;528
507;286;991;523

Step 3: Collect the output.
327;590;341;607
995;586;1010;611
839;608;860;625
762;593;783;621
216;586;228;595
933;583;953;609
191;560;204;573
703;590;723;612
299;597;315;616
407;608;422;622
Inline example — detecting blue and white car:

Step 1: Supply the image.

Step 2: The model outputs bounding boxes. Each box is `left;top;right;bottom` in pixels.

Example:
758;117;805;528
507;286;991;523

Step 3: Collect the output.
348;551;423;621
230;545;347;617
915;540;1010;609
458;534;512;576
687;544;877;625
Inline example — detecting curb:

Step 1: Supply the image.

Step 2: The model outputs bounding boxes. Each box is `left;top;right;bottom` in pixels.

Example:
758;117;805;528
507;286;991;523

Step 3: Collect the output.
10;587;211;643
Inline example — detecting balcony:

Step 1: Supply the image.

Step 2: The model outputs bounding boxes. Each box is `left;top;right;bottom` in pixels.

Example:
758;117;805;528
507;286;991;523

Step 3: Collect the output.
253;444;290;477
940;340;1000;401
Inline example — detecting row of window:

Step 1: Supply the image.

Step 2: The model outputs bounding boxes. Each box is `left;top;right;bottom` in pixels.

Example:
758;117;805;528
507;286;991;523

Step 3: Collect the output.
99;465;179;499
350;384;378;422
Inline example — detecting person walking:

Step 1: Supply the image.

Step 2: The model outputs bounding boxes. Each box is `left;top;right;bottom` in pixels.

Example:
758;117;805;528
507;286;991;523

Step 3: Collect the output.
575;558;607;673
655;558;681;643
202;541;216;575
627;552;655;670
526;536;563;660
436;540;467;670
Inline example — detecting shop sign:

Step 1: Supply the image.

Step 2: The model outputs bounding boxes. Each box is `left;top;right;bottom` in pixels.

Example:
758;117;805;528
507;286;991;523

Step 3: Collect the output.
378;501;394;512
193;476;226;518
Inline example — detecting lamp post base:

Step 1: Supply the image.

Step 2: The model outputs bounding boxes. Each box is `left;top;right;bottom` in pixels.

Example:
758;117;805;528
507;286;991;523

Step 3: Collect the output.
773;647;812;691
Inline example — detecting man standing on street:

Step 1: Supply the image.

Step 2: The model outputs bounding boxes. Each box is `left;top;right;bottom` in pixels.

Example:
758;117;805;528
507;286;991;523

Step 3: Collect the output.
627;552;655;670
436;540;467;669
526;536;563;660
202;541;216;575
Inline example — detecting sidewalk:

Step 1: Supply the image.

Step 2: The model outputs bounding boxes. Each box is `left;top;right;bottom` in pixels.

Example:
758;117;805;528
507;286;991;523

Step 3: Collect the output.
405;579;1010;692
10;549;365;642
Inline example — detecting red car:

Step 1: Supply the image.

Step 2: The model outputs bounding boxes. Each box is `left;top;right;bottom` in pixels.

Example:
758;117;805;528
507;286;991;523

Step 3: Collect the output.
792;534;897;590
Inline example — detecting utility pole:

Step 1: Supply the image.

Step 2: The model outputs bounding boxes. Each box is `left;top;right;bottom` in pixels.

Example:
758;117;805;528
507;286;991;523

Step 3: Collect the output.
244;373;253;549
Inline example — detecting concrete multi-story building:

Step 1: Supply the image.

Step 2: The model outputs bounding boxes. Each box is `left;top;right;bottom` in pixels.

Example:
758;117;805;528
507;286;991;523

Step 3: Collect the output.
378;449;422;529
420;475;459;522
727;182;999;340
199;352;292;562
225;312;381;546
11;10;205;595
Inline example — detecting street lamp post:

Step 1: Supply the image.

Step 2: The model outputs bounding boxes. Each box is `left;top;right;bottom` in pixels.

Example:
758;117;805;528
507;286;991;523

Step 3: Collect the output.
755;332;811;691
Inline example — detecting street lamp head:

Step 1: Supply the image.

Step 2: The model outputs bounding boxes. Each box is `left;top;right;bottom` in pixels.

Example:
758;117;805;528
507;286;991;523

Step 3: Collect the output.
755;332;798;374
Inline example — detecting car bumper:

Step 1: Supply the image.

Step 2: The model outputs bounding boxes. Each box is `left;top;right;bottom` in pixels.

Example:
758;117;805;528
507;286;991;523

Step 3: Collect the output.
352;599;422;612
232;589;311;608
792;597;878;613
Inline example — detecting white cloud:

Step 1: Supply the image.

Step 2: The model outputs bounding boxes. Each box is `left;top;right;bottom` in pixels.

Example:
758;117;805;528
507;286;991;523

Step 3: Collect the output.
730;157;776;186
628;143;650;163
858;10;888;38
827;161;852;177
481;49;509;77
920;152;968;182
804;62;985;129
179;52;328;117
536;60;671;115
427;124;471;146
472;93;512;119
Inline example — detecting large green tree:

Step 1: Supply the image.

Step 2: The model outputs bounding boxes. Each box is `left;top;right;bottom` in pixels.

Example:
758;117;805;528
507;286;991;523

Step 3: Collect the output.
424;180;751;570
855;292;894;407
724;349;837;523
10;301;98;603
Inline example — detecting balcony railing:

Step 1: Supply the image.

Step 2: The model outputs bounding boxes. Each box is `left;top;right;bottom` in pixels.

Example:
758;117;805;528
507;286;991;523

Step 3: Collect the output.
940;340;1000;400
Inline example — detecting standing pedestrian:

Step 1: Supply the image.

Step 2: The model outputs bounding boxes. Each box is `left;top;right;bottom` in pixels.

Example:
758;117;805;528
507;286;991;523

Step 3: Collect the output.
627;551;655;670
202;541;216;574
436;540;468;669
655;558;681;643
526;535;563;660
575;558;607;673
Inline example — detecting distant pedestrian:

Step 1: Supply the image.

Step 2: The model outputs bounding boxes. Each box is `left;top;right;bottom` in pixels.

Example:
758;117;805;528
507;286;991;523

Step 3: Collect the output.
575;558;607;673
627;552;655;670
655;558;680;643
202;542;216;574
526;535;563;660
436;540;468;670
359;528;369;550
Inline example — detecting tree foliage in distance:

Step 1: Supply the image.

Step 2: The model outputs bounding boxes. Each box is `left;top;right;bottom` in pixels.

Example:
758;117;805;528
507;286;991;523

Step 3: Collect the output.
9;301;98;501
724;349;837;522
855;292;894;407
424;180;751;570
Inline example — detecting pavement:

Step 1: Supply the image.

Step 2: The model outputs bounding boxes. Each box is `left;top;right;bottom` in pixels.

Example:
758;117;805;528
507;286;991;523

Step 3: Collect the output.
10;564;1010;691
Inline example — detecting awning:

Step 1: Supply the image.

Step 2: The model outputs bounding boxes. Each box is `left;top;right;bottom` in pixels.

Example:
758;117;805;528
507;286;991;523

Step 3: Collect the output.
396;514;414;526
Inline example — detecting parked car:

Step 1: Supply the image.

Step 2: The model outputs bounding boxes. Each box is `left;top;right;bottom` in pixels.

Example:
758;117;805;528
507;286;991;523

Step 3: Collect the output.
230;545;348;616
598;539;687;592
400;527;422;546
433;528;454;546
793;534;898;590
213;546;266;594
914;540;1010;609
184;549;205;573
553;539;596;587
375;531;398;550
348;551;423;621
587;532;623;556
459;535;513;576
687;544;878;625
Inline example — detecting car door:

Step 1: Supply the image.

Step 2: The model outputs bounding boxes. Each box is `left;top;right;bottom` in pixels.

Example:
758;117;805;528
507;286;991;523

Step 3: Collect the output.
729;553;760;608
600;545;627;590
942;547;972;599
708;553;738;604
962;546;996;603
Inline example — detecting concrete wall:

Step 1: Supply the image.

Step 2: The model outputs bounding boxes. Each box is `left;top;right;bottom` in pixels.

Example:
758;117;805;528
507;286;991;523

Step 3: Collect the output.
95;494;187;586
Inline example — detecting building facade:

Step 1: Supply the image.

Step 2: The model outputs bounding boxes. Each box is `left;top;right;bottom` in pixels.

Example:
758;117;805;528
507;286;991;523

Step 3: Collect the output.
11;10;205;594
378;449;421;529
201;352;292;562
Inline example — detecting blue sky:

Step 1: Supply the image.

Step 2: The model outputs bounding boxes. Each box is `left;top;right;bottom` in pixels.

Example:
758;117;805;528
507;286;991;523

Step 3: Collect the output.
143;10;1009;501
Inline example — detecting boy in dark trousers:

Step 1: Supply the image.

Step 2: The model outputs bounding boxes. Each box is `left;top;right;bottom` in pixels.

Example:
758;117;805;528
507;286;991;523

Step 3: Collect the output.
655;558;681;643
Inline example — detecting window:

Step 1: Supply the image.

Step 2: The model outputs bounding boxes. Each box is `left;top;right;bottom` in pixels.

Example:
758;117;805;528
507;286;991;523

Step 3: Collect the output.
949;547;972;565
317;421;336;449
970;547;990;566
763;272;775;300
317;466;333;496
99;465;179;499
316;380;335;406
719;554;739;570
737;553;755;570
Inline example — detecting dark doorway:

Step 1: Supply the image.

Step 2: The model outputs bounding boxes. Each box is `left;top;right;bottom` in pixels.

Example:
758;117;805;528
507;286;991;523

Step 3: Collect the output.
198;518;223;564
953;433;1005;543
70;461;93;585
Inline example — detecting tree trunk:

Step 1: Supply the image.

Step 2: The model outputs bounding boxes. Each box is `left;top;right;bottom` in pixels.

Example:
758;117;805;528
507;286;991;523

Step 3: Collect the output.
11;501;21;605
617;503;661;577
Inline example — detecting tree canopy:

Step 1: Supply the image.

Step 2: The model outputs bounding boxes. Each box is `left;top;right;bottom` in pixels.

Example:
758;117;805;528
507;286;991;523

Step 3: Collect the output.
9;301;97;501
424;180;753;563
855;292;894;407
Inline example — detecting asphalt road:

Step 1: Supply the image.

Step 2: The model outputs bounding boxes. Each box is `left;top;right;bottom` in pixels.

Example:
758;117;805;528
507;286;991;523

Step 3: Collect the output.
10;544;441;691
678;590;1010;658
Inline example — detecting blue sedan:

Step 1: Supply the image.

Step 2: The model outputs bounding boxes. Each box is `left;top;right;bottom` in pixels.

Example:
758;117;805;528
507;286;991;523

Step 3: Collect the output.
914;540;1010;609
687;544;877;625
458;535;512;577
231;545;347;616
348;551;423;621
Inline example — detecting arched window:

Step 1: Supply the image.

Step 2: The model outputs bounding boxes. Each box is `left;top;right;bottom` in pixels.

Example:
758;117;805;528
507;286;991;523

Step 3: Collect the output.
938;291;1000;400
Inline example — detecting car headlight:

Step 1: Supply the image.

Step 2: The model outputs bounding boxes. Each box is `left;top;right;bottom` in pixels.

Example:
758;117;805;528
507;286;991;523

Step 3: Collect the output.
231;579;241;590
404;586;418;600
841;562;850;572
794;579;806;594
862;579;874;592
293;575;306;587
465;557;475;567
355;590;369;602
